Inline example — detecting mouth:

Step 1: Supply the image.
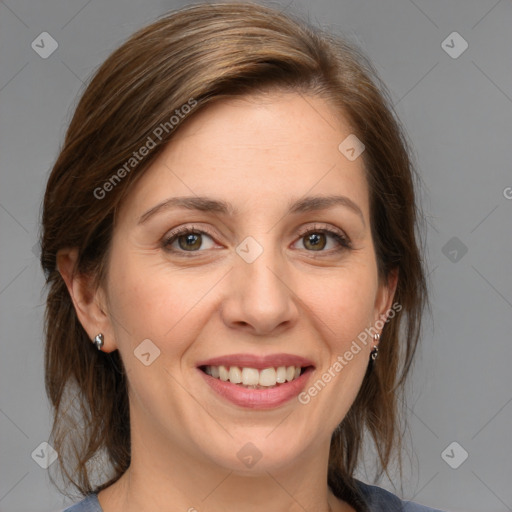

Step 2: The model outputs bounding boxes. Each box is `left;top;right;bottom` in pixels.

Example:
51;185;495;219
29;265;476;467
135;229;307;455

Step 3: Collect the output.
198;364;311;389
195;354;315;409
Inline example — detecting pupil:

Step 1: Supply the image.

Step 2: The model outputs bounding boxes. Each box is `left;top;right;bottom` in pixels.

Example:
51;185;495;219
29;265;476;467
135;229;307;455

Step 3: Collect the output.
179;233;200;250
307;233;325;249
307;233;325;250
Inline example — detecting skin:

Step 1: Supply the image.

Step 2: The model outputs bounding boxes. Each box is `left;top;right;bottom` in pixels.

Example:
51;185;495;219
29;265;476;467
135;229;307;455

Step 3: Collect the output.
58;91;398;512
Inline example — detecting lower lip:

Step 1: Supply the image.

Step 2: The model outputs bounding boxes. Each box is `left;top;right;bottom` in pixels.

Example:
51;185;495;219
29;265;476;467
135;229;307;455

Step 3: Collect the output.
198;367;314;409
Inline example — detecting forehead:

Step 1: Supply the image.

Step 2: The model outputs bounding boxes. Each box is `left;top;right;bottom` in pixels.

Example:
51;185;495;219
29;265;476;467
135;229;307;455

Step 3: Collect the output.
118;91;369;225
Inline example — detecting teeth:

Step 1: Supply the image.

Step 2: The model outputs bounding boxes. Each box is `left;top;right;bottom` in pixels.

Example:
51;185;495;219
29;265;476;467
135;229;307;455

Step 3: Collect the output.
204;365;305;387
276;366;287;383
258;368;276;386
242;367;259;386
228;366;242;384
219;365;229;381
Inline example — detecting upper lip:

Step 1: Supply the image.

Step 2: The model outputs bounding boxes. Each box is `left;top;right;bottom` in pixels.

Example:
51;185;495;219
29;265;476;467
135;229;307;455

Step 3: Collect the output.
196;353;315;370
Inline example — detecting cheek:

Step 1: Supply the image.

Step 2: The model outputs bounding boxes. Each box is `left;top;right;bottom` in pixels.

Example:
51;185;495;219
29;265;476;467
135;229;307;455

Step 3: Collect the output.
106;252;219;355
303;266;378;345
299;272;377;419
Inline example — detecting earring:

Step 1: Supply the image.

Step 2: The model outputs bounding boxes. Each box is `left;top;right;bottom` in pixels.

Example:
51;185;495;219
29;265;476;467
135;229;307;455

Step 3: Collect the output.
370;333;380;361
93;333;104;351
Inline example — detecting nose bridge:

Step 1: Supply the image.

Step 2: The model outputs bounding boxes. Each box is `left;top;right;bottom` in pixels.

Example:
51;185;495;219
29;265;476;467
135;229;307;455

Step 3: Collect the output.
236;232;285;296
223;231;297;334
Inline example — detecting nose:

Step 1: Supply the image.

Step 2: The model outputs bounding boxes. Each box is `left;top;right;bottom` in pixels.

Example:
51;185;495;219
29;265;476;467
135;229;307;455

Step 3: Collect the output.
220;236;299;337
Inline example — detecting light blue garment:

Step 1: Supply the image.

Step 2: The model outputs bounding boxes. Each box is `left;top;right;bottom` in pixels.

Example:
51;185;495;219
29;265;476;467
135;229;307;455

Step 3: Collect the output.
63;493;101;512
357;481;446;511
62;480;446;511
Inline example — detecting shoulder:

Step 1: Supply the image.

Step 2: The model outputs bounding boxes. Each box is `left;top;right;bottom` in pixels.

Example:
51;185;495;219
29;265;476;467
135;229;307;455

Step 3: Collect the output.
62;493;103;512
355;480;446;512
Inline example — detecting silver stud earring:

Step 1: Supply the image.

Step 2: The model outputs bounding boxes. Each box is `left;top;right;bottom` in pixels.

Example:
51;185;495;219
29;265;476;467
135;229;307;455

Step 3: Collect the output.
93;333;104;351
370;333;380;361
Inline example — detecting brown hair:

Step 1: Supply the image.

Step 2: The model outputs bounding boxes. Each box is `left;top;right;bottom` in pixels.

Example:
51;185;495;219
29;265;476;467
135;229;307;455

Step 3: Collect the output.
40;0;428;501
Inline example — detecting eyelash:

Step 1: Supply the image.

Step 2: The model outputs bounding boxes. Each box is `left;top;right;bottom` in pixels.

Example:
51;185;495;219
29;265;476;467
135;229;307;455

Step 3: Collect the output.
162;223;351;257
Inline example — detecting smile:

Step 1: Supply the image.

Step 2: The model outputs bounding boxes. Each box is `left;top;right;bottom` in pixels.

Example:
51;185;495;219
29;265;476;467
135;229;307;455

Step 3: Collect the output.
200;365;304;388
196;353;315;409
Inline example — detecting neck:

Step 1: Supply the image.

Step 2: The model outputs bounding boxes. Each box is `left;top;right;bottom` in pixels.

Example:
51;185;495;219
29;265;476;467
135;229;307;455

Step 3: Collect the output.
97;417;352;512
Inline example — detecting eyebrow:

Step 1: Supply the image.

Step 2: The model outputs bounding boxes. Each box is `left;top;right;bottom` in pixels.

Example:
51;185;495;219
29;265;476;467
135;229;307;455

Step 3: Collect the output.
137;194;365;226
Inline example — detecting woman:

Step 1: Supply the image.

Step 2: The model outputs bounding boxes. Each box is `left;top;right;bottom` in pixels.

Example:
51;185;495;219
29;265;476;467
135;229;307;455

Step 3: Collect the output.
40;2;443;511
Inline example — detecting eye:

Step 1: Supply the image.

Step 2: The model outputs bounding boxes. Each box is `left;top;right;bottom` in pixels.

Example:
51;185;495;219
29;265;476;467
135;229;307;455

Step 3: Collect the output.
294;224;351;253
162;223;351;257
163;225;217;255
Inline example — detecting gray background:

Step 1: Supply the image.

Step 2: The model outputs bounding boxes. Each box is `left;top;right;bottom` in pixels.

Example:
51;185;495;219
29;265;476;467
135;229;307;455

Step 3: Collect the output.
0;0;511;511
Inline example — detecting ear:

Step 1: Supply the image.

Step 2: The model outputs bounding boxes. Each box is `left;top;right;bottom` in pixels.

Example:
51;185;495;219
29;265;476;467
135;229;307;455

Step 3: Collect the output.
373;267;399;328
56;248;116;352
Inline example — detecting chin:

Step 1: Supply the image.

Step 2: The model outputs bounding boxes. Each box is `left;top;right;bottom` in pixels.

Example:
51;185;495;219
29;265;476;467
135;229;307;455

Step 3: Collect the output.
195;429;312;475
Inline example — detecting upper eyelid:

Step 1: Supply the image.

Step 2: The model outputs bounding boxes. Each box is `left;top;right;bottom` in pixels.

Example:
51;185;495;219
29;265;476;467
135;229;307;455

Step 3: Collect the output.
296;223;347;237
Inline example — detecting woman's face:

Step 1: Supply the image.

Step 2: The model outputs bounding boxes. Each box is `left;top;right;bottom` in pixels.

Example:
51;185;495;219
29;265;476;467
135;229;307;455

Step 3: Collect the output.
99;91;396;473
